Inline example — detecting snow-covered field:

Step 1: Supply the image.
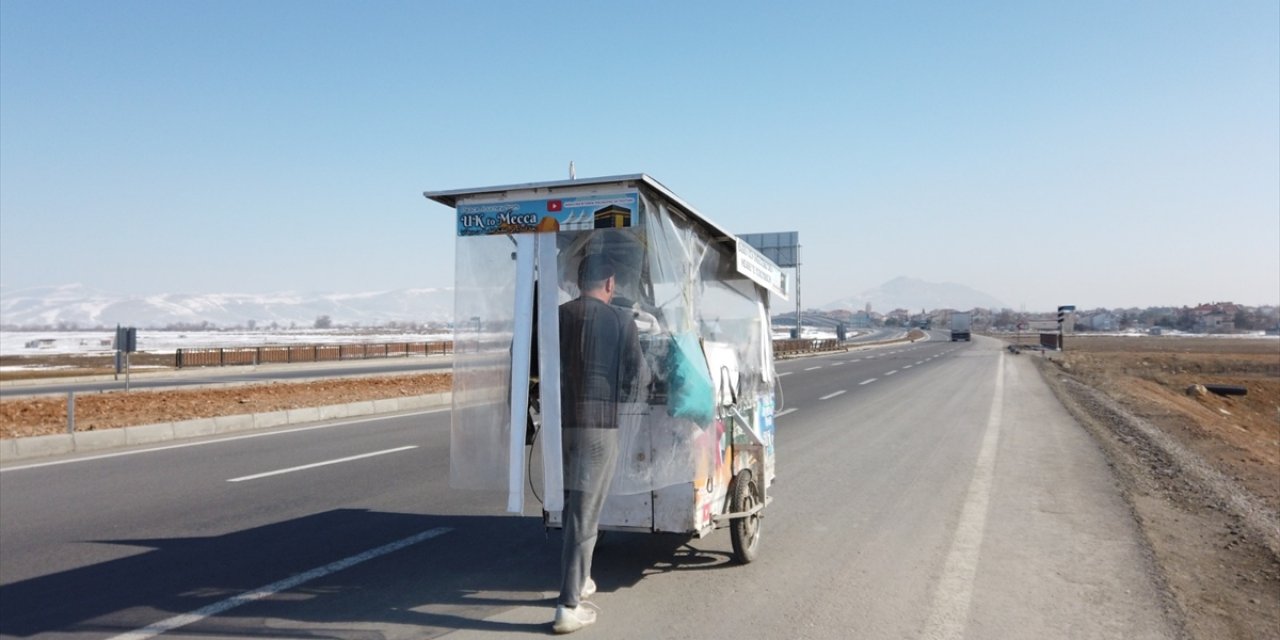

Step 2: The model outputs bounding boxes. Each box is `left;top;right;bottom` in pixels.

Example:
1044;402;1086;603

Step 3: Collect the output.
0;329;450;357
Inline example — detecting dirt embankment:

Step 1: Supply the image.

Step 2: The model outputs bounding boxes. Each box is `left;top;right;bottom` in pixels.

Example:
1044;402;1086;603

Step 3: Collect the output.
0;373;451;439
1026;335;1279;640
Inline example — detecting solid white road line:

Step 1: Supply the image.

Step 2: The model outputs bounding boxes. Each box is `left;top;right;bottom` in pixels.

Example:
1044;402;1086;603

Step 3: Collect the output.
227;446;418;482
819;390;846;400
776;408;798;418
107;527;453;640
921;353;1005;640
859;378;877;385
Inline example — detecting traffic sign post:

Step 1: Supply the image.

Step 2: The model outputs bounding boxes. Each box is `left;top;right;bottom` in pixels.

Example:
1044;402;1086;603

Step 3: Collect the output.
1057;305;1075;352
115;325;138;390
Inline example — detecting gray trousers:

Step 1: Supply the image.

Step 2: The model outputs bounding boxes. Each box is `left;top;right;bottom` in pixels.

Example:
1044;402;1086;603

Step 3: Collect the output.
559;427;619;607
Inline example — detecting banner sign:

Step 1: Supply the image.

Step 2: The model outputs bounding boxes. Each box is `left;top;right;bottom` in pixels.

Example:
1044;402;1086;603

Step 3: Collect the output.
457;192;639;236
736;238;788;299
739;231;799;268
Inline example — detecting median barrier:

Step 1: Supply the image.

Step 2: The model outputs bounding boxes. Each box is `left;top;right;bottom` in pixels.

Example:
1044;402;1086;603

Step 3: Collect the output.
124;423;175;446
212;414;254;433
0;392;453;463
253;410;291;430
173;418;219;439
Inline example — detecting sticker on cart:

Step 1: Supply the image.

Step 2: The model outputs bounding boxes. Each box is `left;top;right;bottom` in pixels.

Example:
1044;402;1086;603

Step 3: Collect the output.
758;397;776;454
457;192;640;236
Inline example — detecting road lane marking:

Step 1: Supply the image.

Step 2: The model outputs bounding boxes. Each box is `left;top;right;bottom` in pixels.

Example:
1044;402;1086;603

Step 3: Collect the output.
776;408;797;418
819;390;846;400
227;446;418;482
804;366;822;371
831;362;845;367
0;410;446;473
107;527;453;640
777;371;793;377
921;353;1005;640
859;378;877;385
886;370;898;376
903;365;913;369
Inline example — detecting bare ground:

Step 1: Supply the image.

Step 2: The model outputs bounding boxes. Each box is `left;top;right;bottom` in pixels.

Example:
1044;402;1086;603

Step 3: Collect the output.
0;373;451;439
1026;335;1280;640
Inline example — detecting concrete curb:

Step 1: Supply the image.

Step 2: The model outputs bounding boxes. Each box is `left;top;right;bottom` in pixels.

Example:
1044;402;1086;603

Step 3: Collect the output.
0;392;451;464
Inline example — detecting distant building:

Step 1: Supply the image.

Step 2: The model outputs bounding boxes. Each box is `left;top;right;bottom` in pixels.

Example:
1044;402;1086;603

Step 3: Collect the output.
1192;302;1238;333
1083;311;1118;331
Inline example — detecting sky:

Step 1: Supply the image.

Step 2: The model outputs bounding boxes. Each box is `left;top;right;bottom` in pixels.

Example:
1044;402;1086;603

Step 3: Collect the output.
1;1;1277;312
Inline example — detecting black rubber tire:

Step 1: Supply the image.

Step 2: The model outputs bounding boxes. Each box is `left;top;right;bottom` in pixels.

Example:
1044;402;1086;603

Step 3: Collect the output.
730;469;761;564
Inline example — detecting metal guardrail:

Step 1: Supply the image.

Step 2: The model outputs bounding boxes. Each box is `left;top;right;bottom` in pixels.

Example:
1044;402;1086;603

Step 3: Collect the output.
772;339;844;356
174;341;453;368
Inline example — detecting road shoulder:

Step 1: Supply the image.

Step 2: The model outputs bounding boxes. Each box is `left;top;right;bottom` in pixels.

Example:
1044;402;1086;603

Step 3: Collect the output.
1034;356;1280;640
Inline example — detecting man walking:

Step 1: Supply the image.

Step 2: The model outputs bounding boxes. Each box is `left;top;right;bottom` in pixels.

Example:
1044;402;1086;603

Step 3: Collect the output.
553;253;644;634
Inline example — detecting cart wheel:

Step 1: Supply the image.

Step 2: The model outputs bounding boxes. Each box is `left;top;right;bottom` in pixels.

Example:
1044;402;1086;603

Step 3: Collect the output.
730;469;761;564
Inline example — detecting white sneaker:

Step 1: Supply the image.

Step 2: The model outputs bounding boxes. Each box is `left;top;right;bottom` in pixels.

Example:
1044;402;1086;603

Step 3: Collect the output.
581;577;596;599
553;604;597;634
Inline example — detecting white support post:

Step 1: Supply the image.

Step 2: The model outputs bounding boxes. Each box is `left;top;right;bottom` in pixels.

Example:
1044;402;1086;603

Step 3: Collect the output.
536;233;565;512
507;234;536;514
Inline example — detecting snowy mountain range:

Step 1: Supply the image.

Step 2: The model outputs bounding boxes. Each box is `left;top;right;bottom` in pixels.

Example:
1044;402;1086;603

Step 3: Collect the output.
822;277;1006;313
2;277;1005;329
0;285;455;329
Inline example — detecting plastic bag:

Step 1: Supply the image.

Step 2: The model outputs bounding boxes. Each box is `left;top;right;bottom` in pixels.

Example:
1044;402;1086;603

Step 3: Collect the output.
666;333;714;426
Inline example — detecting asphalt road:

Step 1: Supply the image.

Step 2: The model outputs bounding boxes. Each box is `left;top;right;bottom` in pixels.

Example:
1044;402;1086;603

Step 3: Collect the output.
0;334;1176;639
0;358;454;398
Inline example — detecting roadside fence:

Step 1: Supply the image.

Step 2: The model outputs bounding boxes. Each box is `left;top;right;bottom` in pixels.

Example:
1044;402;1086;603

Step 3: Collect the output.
174;341;453;368
773;339;844;357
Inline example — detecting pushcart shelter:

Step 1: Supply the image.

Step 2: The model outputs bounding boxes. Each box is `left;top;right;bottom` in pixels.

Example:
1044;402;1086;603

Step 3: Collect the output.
425;174;786;561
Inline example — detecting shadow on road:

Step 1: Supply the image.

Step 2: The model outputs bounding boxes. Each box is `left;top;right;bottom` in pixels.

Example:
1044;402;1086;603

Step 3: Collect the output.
0;507;742;638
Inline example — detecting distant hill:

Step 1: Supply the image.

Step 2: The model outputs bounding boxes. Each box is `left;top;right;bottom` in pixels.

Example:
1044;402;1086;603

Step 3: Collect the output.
0;284;455;329
822;277;1006;312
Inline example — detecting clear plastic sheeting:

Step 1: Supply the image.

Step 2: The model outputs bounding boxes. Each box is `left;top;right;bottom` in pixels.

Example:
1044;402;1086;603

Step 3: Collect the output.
449;234;518;493
446;184;776;512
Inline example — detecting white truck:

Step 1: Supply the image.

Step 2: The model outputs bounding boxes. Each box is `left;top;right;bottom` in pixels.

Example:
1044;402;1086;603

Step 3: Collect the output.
950;312;972;342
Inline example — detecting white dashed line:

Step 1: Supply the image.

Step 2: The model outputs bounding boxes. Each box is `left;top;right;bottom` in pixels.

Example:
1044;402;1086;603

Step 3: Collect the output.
886;370;898;376
805;366;822;371
776;408;798;417
860;378;877;385
228;446;417;482
108;527;453;640
903;365;913;370
777;372;793;377
819;390;847;400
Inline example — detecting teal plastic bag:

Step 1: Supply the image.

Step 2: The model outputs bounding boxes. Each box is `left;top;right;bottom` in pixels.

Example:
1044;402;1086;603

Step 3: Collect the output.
667;333;715;426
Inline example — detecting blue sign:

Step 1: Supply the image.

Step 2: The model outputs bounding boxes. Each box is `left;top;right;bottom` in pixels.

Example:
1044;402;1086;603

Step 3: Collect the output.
457;192;639;236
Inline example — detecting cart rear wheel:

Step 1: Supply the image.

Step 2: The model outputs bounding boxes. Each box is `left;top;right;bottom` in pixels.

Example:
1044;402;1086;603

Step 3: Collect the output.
730;469;761;564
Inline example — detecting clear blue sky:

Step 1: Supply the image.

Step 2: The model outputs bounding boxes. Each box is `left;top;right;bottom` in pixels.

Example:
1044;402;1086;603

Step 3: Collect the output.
2;1;1276;311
